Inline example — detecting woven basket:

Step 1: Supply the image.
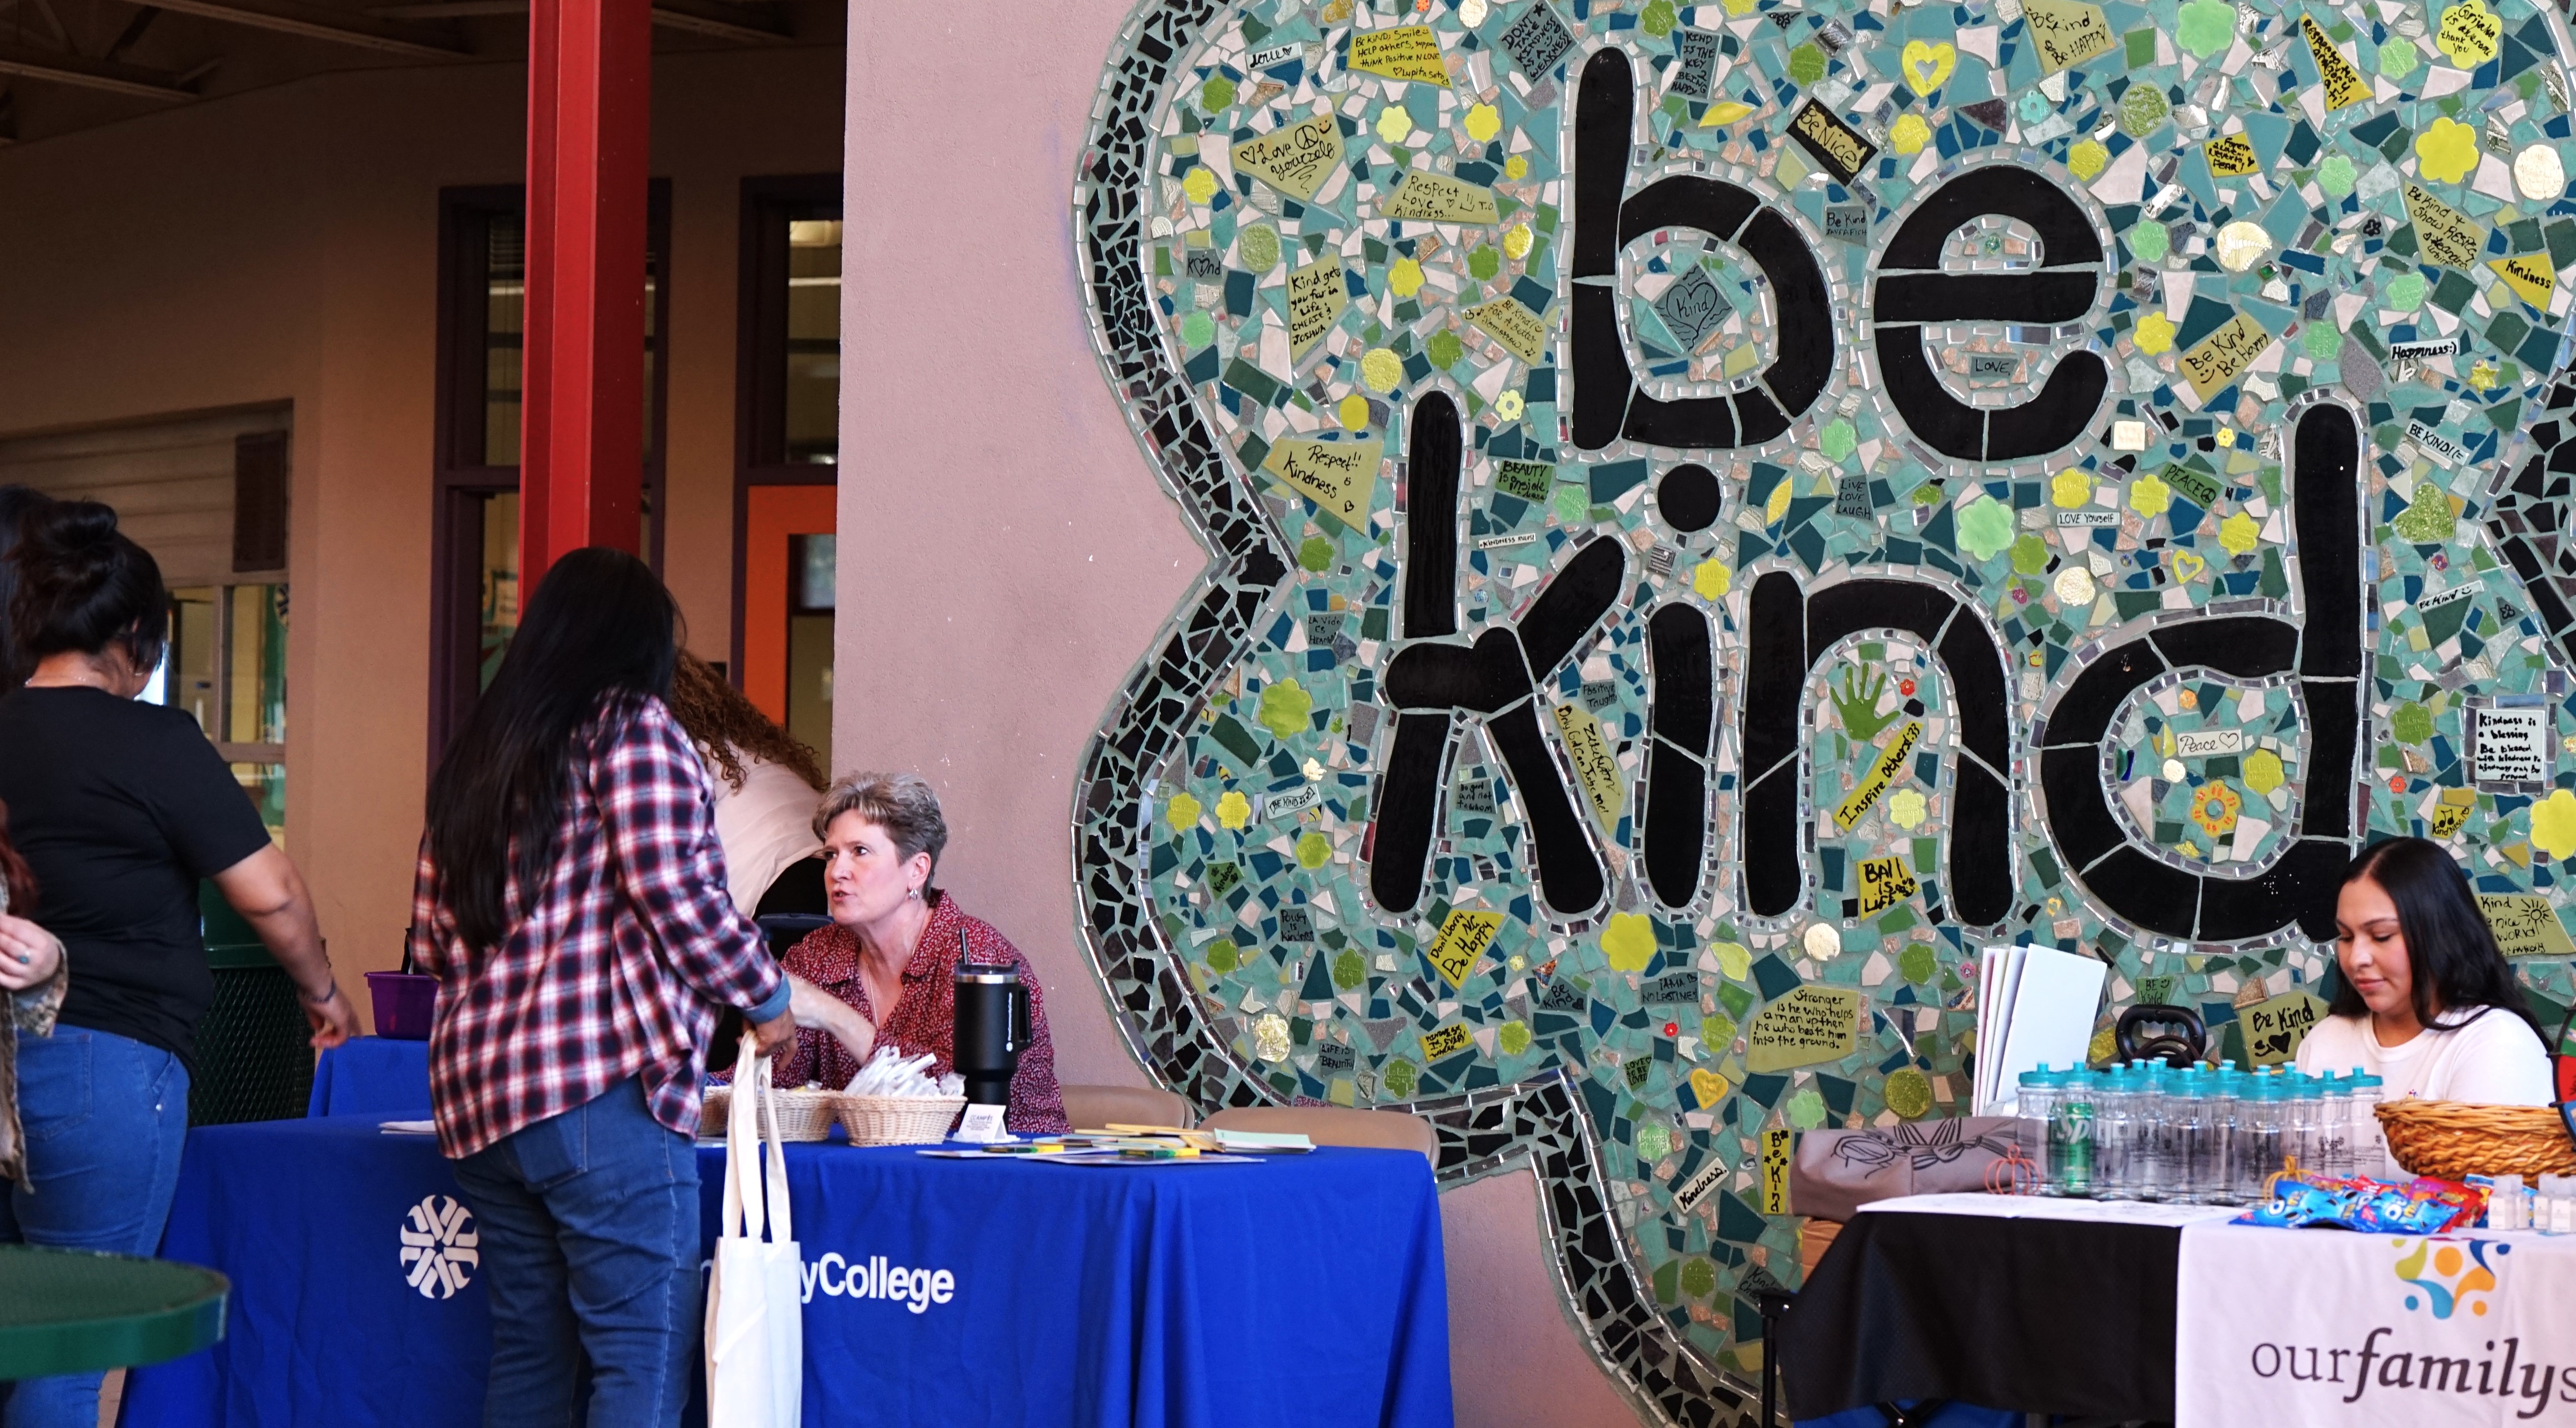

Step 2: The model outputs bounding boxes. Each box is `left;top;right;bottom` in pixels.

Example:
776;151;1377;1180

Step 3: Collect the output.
2377;1100;2576;1180
700;1083;845;1143
837;1093;967;1146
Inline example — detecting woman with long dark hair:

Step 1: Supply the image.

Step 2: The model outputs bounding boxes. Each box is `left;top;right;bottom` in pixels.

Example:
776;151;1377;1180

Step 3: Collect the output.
0;498;357;1427
409;547;794;1428
2297;837;2553;1111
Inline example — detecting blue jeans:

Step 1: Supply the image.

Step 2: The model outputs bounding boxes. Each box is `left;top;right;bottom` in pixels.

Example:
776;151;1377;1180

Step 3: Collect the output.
450;1077;702;1428
0;1026;191;1428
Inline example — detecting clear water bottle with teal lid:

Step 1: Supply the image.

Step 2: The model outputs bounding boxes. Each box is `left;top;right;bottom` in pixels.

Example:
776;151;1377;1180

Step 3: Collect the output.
2284;1071;2325;1180
2097;1065;2141;1200
2209;1062;2246;1203
2347;1070;2389;1179
2174;1068;2225;1203
2133;1061;2171;1201
2236;1075;2289;1200
2316;1070;2352;1180
2017;1065;2058;1194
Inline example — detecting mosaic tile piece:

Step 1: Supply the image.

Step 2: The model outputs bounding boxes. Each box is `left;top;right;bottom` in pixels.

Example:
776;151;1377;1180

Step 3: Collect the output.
1072;0;2576;1419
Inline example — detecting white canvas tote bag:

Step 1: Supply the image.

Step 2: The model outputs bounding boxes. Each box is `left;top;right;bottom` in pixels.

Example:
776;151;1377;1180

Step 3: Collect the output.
704;1037;803;1428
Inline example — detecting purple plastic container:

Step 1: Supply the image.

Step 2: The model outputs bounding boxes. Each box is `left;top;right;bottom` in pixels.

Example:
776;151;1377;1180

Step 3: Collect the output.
366;971;439;1041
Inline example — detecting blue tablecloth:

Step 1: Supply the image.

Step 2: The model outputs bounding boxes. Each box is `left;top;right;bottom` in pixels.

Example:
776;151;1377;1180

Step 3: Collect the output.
304;1038;430;1118
120;1116;1452;1428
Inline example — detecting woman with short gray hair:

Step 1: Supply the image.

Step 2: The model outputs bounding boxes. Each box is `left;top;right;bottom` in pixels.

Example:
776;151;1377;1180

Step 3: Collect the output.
774;772;1070;1133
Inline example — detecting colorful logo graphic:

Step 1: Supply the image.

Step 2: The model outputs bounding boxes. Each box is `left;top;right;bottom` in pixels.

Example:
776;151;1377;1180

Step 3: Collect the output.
2392;1237;2507;1320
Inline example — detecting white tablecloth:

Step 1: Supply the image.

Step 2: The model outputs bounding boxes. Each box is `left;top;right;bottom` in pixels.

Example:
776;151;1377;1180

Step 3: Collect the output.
2177;1221;2576;1427
1855;1190;2243;1226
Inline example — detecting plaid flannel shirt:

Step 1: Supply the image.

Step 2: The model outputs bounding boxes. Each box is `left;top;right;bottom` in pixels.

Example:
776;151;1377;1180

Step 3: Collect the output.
409;690;789;1160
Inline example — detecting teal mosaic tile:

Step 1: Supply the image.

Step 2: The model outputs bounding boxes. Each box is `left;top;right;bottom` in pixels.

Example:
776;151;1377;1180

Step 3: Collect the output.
1071;0;2576;1418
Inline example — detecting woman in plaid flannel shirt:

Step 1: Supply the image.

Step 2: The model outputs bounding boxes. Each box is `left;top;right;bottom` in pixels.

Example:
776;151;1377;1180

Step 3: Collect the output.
411;548;797;1428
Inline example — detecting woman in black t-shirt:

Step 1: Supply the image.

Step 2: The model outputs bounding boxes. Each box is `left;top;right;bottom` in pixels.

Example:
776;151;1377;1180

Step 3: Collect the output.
0;500;359;1428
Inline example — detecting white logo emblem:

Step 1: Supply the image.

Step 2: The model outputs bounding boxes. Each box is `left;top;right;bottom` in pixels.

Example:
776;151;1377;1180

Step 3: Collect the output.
400;1195;479;1299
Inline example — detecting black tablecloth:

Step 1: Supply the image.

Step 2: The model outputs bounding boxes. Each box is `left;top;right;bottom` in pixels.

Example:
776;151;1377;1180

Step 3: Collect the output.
1776;1209;2181;1422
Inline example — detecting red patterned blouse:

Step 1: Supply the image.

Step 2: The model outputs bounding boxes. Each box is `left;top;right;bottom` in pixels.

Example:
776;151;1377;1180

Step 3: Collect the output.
773;891;1070;1135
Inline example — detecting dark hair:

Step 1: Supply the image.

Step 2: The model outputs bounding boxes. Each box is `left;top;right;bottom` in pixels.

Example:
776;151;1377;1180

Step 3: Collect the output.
424;547;680;951
0;485;51;696
6;498;167;678
2331;837;2543;1040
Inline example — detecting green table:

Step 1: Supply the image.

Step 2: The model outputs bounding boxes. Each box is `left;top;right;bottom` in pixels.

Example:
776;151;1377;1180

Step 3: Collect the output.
0;1245;227;1380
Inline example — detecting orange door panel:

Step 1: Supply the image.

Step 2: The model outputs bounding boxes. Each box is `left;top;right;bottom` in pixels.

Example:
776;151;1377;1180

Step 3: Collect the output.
743;484;836;724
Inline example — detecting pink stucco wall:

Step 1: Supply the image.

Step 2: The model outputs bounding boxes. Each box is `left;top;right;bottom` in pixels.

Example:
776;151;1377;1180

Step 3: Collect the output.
836;7;1641;1423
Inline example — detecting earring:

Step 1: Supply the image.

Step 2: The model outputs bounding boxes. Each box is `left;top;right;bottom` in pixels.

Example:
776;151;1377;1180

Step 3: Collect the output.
909;887;920;900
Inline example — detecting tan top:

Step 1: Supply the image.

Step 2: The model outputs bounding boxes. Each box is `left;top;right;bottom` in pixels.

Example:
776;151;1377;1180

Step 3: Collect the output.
703;746;823;915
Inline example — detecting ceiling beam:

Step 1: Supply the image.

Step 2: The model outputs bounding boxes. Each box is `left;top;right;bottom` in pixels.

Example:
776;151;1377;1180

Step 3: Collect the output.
137;0;468;59
0;40;194;100
107;5;163;60
366;0;515;13
642;0;788;44
368;0;788;42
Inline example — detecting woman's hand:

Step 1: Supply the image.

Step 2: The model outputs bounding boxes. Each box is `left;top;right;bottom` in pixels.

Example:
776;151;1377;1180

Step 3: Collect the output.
297;978;363;1050
789;974;876;1064
0;912;62;992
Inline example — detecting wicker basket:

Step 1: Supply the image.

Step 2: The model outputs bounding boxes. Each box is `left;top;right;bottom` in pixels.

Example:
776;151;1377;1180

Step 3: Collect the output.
700;1083;845;1143
2377;1100;2576;1180
837;1093;968;1146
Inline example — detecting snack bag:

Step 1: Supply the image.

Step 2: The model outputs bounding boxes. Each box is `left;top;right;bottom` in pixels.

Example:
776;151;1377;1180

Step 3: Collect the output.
2237;1171;2364;1228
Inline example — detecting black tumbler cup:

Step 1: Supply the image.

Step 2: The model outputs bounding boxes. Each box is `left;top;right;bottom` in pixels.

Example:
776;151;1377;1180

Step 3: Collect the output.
953;963;1029;1107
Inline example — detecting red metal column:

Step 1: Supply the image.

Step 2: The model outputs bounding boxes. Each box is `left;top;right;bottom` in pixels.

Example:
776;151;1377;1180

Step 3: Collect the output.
520;0;651;587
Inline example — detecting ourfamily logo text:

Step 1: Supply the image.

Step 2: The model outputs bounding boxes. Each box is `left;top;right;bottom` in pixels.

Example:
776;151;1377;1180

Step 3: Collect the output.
2248;1329;2576;1418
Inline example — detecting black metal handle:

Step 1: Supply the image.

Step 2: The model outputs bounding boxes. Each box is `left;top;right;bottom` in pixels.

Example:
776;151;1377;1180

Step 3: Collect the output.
2116;1003;2207;1068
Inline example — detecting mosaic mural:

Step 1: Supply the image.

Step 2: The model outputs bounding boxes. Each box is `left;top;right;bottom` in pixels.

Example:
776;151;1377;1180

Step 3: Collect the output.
1069;0;2576;1416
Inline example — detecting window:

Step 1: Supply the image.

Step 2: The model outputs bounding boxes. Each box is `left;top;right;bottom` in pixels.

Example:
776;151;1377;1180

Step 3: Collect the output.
431;184;671;754
0;408;293;845
786;533;834;758
735;176;841;767
165;582;289;840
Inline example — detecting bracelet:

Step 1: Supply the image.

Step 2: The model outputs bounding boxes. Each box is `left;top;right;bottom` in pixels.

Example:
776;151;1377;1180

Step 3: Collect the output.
300;980;339;1006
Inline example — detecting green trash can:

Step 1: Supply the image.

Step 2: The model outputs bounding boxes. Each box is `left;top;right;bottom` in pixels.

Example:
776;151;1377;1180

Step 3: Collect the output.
188;882;313;1127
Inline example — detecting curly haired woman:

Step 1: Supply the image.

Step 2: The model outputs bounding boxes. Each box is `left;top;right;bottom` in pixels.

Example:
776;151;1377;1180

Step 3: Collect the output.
666;651;827;917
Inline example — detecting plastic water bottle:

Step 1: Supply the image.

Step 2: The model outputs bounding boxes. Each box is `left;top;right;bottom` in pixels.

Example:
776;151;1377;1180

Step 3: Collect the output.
2285;1071;2323;1179
2238;1077;2288;1199
2316;1071;2352;1180
2018;1066;2058;1194
2347;1071;2388;1180
2208;1064;2245;1203
2095;1068;2137;1200
2132;1062;2170;1201
2174;1072;2225;1203
2053;1068;2099;1198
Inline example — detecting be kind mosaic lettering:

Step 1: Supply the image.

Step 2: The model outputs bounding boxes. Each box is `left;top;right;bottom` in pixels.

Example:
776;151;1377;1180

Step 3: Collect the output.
1073;0;2576;1417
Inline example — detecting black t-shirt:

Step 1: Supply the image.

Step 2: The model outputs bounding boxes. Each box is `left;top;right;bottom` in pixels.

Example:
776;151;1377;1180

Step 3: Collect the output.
0;686;273;1068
